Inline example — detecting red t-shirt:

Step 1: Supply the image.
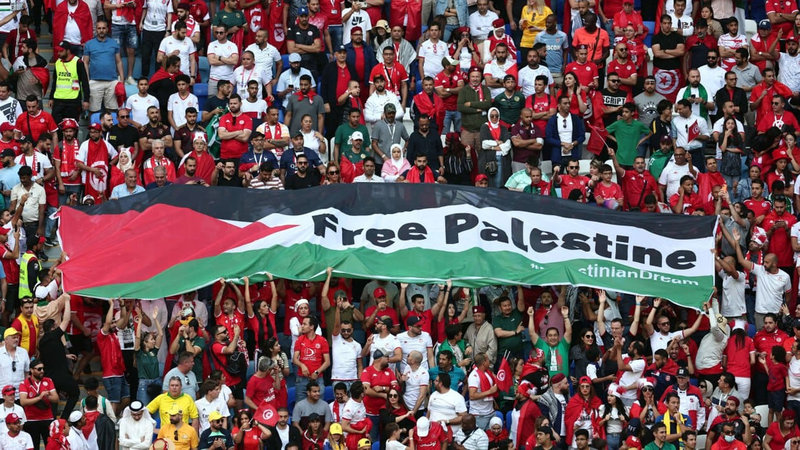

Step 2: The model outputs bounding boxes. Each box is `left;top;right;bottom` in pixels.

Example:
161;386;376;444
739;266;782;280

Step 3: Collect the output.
750;82;794;121
360;365;397;415
405;309;434;335
282;285;312;335
96;329;125;378
11;315;38;355
594;181;624;203
621;169;658;210
319;0;341;26
245;373;277;406
411;420;450;449
526;93;556;134
295;334;329;375
564;61;599;88
14;111;57;142
744;198;772;219
434;70;466;111
724;336;755;378
606;59;638;95
232;427;262;450
369;63;409;97
766;0;799;35
754;329;794;373
247;312;278;343
751;33;781;73
365;306;400;328
212;341;242;385
0;244;18;285
216;309;246;337
558;174;590;199
763;211;797;267
766;422;800;450
767;360;788;391
669;192;699;214
218;113;253;160
757;110;800;134
19;376;56;421
0;140;19;158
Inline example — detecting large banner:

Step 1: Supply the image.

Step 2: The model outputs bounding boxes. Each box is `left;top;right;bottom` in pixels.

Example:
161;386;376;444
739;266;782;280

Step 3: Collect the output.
58;184;717;308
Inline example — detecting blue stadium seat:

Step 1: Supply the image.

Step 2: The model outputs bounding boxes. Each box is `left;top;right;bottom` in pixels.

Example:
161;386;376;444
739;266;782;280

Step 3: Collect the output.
643;21;655;47
194;83;208;111
372;442;380;450
747;323;756;338
505;410;513;431
288;387;296;414
494;410;503;423
124;84;138;99
324;385;334;402
282;54;290;71
505;24;511;35
89;112;118;125
199;57;210;82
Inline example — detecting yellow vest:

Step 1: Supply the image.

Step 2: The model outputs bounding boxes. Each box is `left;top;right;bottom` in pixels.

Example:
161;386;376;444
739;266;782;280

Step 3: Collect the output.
18;252;36;299
53;57;80;100
15;314;38;354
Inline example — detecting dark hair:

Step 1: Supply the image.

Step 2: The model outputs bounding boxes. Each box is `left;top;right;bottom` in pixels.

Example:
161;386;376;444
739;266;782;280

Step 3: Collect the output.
445;323;462;340
438;372;451;388
334;382;348;392
350;381;365;399
665;392;680;404
657;99;673;114
165;55;181;69
305;316;319;329
25;94;38;103
229;93;242;102
363;156;376;165
173;20;187;30
735;47;749;59
199;379;218;397
84;395;98;410
773;345;787;362
17;166;32;177
260;161;274;172
85;377;100;391
575;429;590;439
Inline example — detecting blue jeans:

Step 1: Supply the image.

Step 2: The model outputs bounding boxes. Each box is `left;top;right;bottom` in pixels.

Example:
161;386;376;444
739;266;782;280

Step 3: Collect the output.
443;24;459;42
442;110;461;134
111;23;138;50
329;25;343;55
137;377;161;404
607;433;622;450
368;415;380;441
44;205;57;239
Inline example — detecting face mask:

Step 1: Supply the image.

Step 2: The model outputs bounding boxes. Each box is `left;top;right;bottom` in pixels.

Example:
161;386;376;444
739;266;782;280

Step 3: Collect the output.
724;435;735;443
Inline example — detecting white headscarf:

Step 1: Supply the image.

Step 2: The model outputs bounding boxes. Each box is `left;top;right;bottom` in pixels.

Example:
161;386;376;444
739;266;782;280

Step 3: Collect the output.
117;147;133;172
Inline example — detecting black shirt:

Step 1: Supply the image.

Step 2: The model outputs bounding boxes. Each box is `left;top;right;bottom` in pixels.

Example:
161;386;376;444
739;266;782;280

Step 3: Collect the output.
215;172;244;187
204;96;229;123
287;24;322;66
406;131;443;171
199;428;234;450
108;124;140;150
601;88;629;127
652;32;685;70
285;170;322;189
39;328;70;377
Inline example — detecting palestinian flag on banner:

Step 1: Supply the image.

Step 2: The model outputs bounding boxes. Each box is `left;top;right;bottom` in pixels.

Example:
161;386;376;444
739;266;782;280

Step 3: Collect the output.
57;184;717;308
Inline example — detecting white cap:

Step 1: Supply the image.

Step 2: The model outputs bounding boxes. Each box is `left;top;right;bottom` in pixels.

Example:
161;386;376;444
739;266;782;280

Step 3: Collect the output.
489;417;503;428
351;131;364;141
733;319;746;331
295;299;309;308
416;417;430;437
68;411;83;423
34;285;49;300
289;53;302;63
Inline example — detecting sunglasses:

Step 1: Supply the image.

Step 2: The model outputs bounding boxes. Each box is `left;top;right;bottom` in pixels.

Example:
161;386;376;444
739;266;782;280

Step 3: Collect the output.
563;118;568;128
584;334;594;339
11;361;15;372
118;115;130;118
568;166;579;170
388;393;399;398
328;171;339;175
642;387;654;392
608;79;620;83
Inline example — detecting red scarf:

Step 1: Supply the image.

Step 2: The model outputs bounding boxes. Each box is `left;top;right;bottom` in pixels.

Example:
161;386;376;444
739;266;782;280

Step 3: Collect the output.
345;419;371;450
413;92;444;130
59;140;80;176
475;368;499;398
488;120;501;141
149;67;181;84
263;123;282;140
472;83;484;102
564;394;603;444
295;90;316;103
406;165;435;183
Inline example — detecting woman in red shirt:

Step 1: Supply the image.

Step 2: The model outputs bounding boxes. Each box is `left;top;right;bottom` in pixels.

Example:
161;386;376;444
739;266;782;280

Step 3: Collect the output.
232;410;267;450
765;410;800;450
724;326;755;401
557;72;588;116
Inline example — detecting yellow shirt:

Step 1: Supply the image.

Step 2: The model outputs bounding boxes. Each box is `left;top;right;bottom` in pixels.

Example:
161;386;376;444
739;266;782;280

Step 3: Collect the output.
147;393;199;427
158;423;199;450
520;5;553;47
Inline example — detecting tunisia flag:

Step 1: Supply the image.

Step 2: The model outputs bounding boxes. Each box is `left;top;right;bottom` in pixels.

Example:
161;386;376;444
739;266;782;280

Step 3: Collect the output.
255;402;279;426
687;120;701;143
496;357;513;392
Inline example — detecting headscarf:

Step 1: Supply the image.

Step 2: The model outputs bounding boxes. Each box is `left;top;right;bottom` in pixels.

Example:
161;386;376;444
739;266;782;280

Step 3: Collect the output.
49;419;71;450
117;148;133;172
390;144;404;166
487;107;502;141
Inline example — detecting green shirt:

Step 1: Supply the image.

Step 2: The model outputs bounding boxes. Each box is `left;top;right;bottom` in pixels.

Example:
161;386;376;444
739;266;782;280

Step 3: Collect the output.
648;149;672;180
606;119;650;166
493;92;526;126
644;442;677;450
334;124;370;163
534;336;570;378
177;336;206;380
212;10;245;28
137;348;161;379
505;169;550;190
493;309;524;357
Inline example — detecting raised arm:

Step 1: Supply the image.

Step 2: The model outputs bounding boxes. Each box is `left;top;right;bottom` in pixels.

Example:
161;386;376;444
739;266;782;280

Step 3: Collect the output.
243;276;254;317
596;289;607;335
561;305;572;342
527;306;540;344
644;297;661;337
630;296;643;336
320;267;334;312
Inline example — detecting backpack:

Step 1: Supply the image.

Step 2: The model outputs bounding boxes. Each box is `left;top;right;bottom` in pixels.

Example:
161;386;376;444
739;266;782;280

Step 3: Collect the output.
212;345;247;376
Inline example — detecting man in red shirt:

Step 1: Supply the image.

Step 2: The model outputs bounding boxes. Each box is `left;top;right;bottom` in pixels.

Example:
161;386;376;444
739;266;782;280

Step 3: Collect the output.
211;323;243;406
572;14;611;78
18;358;57;449
293;316;330;401
15;95;57;148
97;301;129;416
553;158;591;199
361;350;398;439
434;57;465;135
564;45;599;90
218;94;253;161
750;68;793;122
526;76;556;134
11;298;38;356
669;175;699;214
744;179;771;226
398;283;445;334
766;0;798;36
606;43;638;95
369;47;409;107
244;357;280;410
763;195;797;270
753;313;793;405
411;417;450;450
757;94;800;133
609;149;660;210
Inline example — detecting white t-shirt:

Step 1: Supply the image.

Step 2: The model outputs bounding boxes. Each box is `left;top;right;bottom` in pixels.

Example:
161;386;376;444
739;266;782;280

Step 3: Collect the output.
125;94;160;126
369;333;401;366
233;65;269;100
789;357;800;402
483;59;516;97
167;92;199;131
341;9;372;45
142;0;171;31
0;405;24;434
401;365;428;412
752;264;792;314
468;10;498;40
557;112;573;148
779;52;800;94
396;331;433;372
428;389;467;434
467;369;495;416
618;357;646;401
518;65;553;96
64;3;82;44
717;33;748;69
0;430;33;450
418;40;448;78
650;330;685;353
667;12;693;37
245;42;281;81
207;40;239;81
719;269;746;318
332;333;362;381
658;161;693;199
386;441;406;450
0;98;22;125
241;98;268;120
14;151;52;180
158;36;197;74
194;396;230;434
340;398;367;434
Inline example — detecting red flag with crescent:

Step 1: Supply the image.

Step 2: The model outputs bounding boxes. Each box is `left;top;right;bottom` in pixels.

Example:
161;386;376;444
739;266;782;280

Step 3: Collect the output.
255;401;279;426
496;356;512;392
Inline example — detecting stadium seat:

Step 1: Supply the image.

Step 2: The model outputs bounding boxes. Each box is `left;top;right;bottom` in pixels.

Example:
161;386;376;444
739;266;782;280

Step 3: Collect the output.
754;404;769;428
282;54;290;70
199;57;210;82
288;387;296;414
324;385;334;402
505;410;513;431
372;442;380;450
747;323;756;338
696;434;707;449
124;84;138;99
494;410;503;423
90;112;118;125
745;19;757;39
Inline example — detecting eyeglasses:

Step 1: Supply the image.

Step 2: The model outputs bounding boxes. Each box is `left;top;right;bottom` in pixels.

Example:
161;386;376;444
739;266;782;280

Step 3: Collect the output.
118;115;130;118
773;102;782;106
568;165;579;170
562;118;567;128
214;31;226;34
328;171;339;175
185;376;190;384
11;361;15;372
641;387;654;392
388;393;399;398
707;56;718;59
608;79;620;83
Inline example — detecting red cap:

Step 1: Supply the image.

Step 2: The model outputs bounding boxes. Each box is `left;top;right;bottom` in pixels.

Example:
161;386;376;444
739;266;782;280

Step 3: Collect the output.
472;305;486;314
625;436;642;450
88;123;102;131
0;123;13;133
774;149;789;160
788;35;799;43
475;174;489;182
350;26;362;35
38;236;45;245
468;66;482;74
5;413;20;424
0;228;10;236
1;385;14;395
373;287;387;298
579;376;593;385
492;18;505;29
59;118;78;130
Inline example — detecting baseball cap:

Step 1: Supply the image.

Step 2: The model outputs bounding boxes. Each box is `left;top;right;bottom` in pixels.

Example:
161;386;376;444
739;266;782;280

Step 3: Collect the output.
372;349;386;359
358;438;372;448
384;103;397;113
34;285;50;300
16;135;31;144
789;35;800;43
380;317;393;328
1;385;14;395
442;56;458;66
1;149;14;158
0;123;13;133
3;328;18;338
297;6;309;15
334;289;348;299
758;19;772;29
208;411;224;422
335;45;346;52
416;417;431;437
88;123;103;131
373;287;387;298
475;174;489;182
177;1;190;8
351;131;364;141
167;405;182;416
330;423;343;435
59;118;78;130
288;53;302;63
5;413;20;424
0;228;9;236
660;135;672;145
407;316;422;327
676;367;690;377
